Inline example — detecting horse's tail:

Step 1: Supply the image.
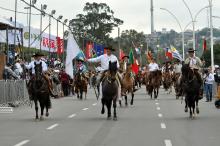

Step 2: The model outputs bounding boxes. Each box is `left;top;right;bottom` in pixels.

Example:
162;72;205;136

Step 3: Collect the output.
46;96;52;109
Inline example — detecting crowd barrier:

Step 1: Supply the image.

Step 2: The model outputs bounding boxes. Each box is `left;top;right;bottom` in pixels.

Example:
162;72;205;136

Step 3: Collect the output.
0;80;29;106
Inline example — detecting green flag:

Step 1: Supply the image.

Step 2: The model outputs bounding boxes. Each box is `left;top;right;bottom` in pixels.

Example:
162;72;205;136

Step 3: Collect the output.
129;49;134;64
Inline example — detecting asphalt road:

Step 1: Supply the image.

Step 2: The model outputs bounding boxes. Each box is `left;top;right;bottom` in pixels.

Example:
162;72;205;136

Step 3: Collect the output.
0;86;219;146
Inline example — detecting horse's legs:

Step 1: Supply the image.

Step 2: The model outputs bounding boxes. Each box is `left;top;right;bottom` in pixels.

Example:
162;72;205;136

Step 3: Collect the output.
196;99;199;114
125;95;128;106
185;98;188;112
80;89;83;100
113;98;117;121
101;98;105;114
154;88;157;99
40;102;44;120
107;100;112;119
130;92;134;105
34;100;39;120
189;107;192;119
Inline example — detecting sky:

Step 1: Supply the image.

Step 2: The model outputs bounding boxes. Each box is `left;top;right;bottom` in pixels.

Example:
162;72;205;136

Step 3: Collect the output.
1;0;220;37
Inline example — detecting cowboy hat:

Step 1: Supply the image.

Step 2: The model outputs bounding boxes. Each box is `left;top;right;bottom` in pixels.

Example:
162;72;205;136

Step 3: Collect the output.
104;46;115;51
122;55;129;59
32;52;45;57
76;56;85;62
188;48;196;52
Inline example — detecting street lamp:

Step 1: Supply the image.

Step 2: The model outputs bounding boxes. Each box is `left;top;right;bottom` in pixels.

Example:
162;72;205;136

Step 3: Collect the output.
13;0;18;63
208;0;214;71
40;4;47;52
62;19;68;61
140;44;143;67
49;10;56;59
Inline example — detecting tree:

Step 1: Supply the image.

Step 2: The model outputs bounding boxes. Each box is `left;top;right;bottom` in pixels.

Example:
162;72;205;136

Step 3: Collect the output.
203;44;220;67
69;2;123;47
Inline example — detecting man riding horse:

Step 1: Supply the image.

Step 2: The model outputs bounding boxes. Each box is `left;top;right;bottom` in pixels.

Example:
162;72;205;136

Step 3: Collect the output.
87;46;125;96
26;52;57;99
184;48;204;99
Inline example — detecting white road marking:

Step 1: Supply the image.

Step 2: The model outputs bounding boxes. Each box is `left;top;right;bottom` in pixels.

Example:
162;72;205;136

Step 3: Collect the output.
68;114;76;118
82;108;89;111
157;107;161;110
161;123;166;129
92;103;97;106
155;102;159;105
47;124;59;130
0;107;13;113
164;139;172;146
14;140;30;146
158;113;163;118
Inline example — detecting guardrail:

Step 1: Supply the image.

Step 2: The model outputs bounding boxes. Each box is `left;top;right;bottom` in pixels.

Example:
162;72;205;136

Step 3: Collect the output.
0;80;29;107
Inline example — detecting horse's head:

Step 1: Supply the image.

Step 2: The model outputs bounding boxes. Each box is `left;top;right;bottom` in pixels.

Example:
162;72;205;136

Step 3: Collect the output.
34;62;43;80
181;63;194;82
108;61;118;81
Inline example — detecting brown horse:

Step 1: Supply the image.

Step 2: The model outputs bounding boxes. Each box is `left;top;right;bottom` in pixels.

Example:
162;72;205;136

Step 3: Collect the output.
30;63;51;120
146;70;162;99
74;72;88;100
101;61;118;120
162;71;173;94
121;66;134;106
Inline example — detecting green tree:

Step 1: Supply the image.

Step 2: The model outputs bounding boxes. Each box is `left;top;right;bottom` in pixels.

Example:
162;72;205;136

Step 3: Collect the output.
203;44;220;67
69;2;123;47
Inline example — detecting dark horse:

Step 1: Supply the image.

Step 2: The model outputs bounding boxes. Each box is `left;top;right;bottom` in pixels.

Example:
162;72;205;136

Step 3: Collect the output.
181;64;202;119
101;61;118;120
31;62;51;120
74;72;88;100
146;70;162;99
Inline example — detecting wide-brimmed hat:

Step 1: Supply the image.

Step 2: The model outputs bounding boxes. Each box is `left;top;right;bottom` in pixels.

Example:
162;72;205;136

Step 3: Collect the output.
32;52;45;57
76;56;85;62
104;46;115;51
122;55;129;59
188;48;196;52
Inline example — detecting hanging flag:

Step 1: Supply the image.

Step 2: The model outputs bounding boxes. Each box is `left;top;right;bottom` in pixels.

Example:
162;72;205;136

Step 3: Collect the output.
203;39;207;52
132;59;139;75
85;41;94;58
135;48;141;55
119;49;125;60
56;37;62;54
65;31;80;78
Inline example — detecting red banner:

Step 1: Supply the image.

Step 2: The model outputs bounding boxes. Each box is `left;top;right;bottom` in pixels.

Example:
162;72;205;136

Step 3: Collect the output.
86;41;94;58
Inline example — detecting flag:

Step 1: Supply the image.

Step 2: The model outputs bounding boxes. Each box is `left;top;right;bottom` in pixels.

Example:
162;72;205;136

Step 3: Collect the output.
165;48;173;59
170;45;183;61
146;49;153;63
119;49;125;60
132;59;139;75
135;48;140;55
65;31;80;78
203;39;207;52
56;37;63;54
85;41;94;58
129;49;134;64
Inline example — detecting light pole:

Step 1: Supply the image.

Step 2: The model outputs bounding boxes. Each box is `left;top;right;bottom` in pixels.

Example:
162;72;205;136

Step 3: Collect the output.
208;0;214;71
28;0;37;59
140;44;143;67
14;0;17;63
56;15;63;58
49;10;56;59
62;19;68;62
40;4;47;52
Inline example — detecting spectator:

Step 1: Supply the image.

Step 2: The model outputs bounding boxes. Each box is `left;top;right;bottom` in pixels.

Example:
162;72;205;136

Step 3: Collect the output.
14;58;23;78
203;67;215;102
3;63;19;80
59;69;70;96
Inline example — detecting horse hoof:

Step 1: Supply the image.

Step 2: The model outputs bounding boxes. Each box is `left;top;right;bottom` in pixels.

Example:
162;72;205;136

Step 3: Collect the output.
184;108;188;113
113;117;117;121
40;116;44;121
45;112;49;117
196;108;199;114
107;116;112;120
101;109;105;114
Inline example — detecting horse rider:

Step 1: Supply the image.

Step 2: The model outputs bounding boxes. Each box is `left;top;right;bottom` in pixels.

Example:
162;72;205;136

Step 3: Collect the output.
148;57;160;84
119;55;129;73
25;52;57;99
75;56;89;80
86;46;125;96
184;48;204;98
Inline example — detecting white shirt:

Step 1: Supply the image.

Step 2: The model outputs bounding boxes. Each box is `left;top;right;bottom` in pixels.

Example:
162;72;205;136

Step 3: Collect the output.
174;63;182;73
148;63;159;72
88;54;119;72
26;60;48;74
203;73;214;84
14;62;23;74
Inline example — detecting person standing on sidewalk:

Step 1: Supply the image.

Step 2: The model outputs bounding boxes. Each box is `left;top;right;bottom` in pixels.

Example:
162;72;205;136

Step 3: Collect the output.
203;67;215;102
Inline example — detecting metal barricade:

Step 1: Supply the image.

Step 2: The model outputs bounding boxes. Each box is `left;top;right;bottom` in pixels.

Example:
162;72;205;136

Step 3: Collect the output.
0;80;29;106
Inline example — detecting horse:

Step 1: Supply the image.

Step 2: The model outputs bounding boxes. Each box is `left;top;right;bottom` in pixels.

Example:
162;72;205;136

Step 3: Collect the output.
74;72;88;100
120;66;134;107
162;71;173;94
181;64;202;119
146;70;162;99
134;71;142;88
101;61;118;120
172;73;182;99
30;62;51;120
